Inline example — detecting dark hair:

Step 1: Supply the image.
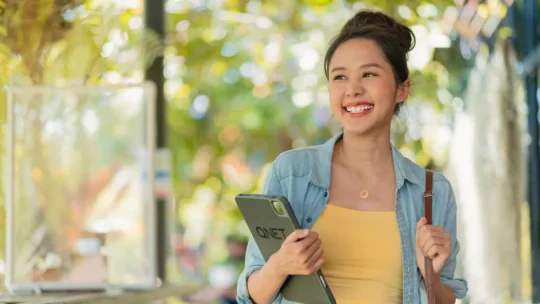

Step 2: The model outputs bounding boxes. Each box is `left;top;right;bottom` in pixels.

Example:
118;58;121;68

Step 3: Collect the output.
324;10;416;115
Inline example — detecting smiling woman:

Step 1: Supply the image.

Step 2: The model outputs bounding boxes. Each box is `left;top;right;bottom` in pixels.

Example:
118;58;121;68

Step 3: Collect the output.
237;9;467;304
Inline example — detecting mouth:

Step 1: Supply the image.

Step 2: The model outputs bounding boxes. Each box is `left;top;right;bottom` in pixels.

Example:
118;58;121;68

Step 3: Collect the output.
342;102;374;116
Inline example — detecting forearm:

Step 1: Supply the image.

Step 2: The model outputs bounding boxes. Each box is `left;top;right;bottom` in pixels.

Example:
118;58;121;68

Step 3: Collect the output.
247;255;288;304
427;275;456;304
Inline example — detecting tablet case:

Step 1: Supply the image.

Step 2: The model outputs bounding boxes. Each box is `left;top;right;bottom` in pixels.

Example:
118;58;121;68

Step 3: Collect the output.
235;194;336;304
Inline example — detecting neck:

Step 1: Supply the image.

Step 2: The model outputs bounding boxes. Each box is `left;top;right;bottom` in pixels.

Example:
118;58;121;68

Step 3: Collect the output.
338;129;393;174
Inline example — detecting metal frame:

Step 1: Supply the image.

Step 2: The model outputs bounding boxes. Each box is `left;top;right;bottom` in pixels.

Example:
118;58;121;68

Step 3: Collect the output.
144;0;168;283
4;83;158;294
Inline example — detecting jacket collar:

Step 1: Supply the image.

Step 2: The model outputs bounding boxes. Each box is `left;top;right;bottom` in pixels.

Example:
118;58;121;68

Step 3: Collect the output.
310;132;425;189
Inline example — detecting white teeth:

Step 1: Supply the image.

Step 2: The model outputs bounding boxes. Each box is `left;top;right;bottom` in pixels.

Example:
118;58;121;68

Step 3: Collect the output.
346;105;373;113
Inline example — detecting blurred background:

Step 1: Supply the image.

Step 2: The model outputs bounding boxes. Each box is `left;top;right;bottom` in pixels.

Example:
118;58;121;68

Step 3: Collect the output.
0;0;539;303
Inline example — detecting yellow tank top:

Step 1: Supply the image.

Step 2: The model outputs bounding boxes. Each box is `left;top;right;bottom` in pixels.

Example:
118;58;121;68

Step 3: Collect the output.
311;204;403;304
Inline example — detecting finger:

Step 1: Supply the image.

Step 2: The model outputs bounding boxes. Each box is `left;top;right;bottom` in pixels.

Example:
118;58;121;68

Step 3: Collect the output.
416;217;427;231
305;245;323;268
284;229;309;244
306;257;325;275
421;236;448;255
418;227;450;247
436;228;452;242
444;232;452;242
416;218;427;244
419;231;446;246
426;244;448;260
429;225;446;235
302;237;321;259
298;231;319;248
425;229;451;241
419;224;448;234
290;233;318;254
417;226;434;248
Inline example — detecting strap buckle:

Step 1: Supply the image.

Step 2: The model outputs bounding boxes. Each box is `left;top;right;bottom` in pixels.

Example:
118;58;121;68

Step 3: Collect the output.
424;190;433;198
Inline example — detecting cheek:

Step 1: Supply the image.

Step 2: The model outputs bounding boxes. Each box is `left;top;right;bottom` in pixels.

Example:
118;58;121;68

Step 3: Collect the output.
369;79;396;104
328;83;345;104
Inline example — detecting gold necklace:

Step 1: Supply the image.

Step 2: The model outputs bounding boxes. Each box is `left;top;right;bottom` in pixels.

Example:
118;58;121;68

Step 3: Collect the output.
339;142;392;199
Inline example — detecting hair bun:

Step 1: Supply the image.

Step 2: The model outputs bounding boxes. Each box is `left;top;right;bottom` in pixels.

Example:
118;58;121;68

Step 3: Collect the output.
340;10;415;54
395;23;416;53
324;9;416;115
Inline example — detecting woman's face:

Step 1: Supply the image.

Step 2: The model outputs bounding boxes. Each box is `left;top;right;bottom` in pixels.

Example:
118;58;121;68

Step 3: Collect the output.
328;38;408;136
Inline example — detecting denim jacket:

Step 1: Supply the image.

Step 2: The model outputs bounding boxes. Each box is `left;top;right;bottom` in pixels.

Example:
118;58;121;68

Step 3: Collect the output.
237;133;468;303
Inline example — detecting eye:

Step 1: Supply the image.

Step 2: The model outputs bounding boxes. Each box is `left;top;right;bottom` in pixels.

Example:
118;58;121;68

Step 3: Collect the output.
332;75;346;80
363;72;377;78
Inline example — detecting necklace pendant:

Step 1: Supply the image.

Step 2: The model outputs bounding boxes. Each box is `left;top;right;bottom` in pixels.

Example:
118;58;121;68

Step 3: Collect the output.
360;189;369;199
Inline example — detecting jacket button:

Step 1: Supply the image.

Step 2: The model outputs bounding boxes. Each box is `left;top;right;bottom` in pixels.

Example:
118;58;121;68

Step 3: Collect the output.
323;192;328;197
306;217;312;223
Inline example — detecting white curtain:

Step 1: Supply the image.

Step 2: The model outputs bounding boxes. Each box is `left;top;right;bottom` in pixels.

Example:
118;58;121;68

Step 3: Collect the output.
445;40;528;303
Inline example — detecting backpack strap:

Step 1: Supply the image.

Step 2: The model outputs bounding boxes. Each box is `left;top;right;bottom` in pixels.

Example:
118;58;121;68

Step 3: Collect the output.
424;169;436;304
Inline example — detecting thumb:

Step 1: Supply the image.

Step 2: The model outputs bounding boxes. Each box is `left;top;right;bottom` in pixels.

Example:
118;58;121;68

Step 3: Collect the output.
416;217;427;231
284;229;309;244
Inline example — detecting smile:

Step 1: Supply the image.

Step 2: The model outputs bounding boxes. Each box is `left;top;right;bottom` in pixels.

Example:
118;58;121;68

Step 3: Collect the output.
344;105;373;113
342;101;374;117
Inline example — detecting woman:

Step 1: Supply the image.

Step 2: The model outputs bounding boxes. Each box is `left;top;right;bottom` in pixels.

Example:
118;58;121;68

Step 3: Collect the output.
236;9;468;304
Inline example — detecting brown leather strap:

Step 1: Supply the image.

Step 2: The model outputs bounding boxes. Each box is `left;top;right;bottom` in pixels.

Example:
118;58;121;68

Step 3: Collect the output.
424;169;436;304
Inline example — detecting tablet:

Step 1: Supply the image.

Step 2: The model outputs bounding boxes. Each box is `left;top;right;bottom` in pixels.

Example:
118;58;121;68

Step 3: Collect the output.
235;194;336;304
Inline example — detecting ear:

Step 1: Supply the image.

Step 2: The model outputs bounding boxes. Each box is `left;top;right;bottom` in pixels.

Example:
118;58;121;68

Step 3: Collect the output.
395;79;410;103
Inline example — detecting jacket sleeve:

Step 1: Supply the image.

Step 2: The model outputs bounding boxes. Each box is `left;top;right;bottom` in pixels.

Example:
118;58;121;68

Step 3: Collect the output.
419;180;468;302
236;162;285;304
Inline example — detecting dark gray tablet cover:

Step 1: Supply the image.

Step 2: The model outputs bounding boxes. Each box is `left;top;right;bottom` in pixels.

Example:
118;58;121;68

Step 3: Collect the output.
235;194;336;304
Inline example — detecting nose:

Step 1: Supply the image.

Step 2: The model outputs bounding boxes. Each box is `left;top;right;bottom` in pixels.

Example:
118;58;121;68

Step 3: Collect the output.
346;79;364;98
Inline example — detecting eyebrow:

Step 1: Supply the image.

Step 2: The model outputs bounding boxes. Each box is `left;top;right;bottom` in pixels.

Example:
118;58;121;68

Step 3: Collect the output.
330;63;383;73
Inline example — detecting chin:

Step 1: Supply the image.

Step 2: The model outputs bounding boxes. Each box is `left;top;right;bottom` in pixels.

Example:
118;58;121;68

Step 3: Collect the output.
342;121;390;138
342;124;374;137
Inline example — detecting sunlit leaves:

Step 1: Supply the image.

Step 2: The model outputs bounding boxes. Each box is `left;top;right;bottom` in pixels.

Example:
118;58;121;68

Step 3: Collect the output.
302;0;334;6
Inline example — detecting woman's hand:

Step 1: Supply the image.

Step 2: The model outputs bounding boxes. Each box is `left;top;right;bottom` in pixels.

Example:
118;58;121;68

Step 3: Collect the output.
269;229;324;277
247;229;323;304
415;217;451;278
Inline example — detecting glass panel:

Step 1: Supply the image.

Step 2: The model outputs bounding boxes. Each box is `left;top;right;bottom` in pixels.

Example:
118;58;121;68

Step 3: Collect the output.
5;84;155;289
